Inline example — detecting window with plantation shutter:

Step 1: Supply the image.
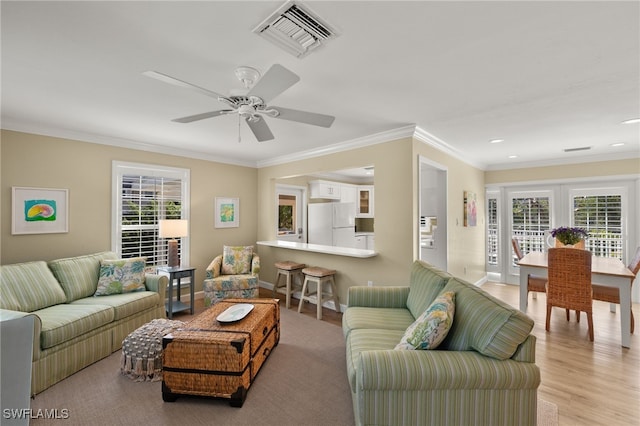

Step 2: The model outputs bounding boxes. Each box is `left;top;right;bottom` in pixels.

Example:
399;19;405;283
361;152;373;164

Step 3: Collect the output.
570;190;624;259
486;194;499;268
508;191;552;275
112;161;190;266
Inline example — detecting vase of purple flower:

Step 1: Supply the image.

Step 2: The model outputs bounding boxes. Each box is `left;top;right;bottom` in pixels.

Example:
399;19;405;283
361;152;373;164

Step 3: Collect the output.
550;226;589;249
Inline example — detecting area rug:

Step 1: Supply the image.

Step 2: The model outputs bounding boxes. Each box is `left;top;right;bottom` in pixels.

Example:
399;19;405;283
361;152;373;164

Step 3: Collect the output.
29;306;558;426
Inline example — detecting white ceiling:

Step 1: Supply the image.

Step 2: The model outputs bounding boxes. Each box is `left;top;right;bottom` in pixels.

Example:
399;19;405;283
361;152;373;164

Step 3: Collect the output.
2;1;639;171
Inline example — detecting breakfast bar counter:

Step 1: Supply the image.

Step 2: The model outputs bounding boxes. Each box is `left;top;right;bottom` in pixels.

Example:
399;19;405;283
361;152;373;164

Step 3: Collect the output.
257;240;377;258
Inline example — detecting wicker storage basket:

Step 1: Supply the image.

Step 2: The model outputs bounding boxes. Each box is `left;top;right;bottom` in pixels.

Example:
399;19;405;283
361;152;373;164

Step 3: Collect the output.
162;298;280;407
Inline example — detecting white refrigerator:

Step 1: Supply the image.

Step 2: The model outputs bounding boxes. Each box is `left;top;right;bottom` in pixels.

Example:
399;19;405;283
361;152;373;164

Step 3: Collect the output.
308;203;356;247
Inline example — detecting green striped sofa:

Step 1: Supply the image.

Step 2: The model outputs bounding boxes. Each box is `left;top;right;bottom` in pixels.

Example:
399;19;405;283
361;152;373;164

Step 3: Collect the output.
0;252;167;395
343;260;540;426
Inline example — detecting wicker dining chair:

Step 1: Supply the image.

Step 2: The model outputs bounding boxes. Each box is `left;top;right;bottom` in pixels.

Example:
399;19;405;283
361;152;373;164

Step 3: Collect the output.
592;246;640;334
512;237;547;296
545;247;594;341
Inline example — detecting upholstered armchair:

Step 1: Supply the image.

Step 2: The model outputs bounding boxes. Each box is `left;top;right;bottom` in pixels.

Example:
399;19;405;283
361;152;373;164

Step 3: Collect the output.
203;246;260;306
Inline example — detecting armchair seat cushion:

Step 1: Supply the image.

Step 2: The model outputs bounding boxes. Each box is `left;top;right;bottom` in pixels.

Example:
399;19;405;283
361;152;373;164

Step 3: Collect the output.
203;275;258;307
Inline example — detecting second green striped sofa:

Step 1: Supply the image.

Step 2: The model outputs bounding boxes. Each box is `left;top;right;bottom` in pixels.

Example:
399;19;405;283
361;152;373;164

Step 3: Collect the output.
0;251;167;395
343;260;540;426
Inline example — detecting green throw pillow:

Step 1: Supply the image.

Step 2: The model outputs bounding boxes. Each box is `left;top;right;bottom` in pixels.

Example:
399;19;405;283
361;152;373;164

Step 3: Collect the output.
95;257;147;296
395;290;455;350
221;246;253;275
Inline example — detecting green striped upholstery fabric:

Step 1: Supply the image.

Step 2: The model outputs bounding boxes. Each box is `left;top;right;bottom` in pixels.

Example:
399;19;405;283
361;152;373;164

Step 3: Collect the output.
440;278;534;360
71;291;159;321
346;286;410;308
345;328;405;391
356;349;540;390
342;306;414;338
36;304;114;349
406;260;452;318
511;334;537;363
48;251;117;302
356;387;538;426
0;261;66;312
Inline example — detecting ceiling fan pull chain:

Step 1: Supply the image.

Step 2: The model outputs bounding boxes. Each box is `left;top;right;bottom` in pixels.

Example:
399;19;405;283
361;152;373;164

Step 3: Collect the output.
238;114;241;143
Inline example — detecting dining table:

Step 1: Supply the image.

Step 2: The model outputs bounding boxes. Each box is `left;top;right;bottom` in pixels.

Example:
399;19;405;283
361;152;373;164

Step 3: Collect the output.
517;251;635;348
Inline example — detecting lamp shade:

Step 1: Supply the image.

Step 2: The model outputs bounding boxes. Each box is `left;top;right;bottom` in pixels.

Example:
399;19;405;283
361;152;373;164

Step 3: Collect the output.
159;219;188;239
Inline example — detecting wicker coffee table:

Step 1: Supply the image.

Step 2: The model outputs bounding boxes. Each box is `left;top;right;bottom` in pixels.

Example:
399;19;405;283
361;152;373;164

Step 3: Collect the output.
162;298;280;407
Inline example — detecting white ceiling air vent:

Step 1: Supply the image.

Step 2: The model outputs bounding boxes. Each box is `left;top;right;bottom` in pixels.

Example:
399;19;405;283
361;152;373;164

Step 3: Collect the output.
252;1;338;58
564;146;592;152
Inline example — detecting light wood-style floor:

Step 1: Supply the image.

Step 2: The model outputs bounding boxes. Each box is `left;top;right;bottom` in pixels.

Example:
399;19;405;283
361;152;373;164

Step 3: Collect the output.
182;285;639;426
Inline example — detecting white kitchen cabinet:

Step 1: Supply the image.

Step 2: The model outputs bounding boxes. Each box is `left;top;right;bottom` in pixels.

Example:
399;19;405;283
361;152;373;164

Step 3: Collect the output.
357;186;374;217
309;180;341;200
340;183;357;204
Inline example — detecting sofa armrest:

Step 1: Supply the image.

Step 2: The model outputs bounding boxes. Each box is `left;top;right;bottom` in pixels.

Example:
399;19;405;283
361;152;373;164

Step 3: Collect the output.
1;309;42;361
144;274;168;303
347;286;410;308
206;255;223;279
357;349;540;391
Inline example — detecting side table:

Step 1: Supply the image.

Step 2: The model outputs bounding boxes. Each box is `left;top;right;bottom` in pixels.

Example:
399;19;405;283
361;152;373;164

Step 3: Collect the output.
157;266;196;319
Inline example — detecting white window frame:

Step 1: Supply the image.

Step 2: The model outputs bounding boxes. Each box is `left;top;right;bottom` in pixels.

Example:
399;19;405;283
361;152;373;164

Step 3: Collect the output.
112;161;190;266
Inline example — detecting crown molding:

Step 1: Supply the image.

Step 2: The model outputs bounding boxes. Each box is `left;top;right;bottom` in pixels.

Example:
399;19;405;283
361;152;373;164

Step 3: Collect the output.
1;119;256;168
256;125;417;168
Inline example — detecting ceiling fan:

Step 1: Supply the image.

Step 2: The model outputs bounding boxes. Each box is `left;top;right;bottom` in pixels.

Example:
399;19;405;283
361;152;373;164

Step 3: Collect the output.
143;64;335;142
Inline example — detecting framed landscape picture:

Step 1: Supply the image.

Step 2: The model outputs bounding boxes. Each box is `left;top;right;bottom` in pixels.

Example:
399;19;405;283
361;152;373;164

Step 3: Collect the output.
12;187;69;234
215;197;239;228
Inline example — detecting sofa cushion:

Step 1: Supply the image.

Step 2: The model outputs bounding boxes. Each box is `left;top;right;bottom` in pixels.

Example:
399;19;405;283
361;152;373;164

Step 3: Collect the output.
342;306;415;338
34;303;115;349
221;245;253;275
72;291;159;321
406;260;452;319
345;328;405;392
95;257;147;296
48;251;117;302
395;291;455;350
0;261;66;312
440;278;534;360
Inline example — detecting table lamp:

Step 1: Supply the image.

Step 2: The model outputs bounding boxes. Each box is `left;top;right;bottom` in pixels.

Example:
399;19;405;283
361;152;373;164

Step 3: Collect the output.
159;219;188;268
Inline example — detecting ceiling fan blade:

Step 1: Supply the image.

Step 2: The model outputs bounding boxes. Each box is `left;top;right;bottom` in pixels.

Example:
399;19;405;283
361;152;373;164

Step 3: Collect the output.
246;117;274;142
143;70;226;100
271;106;335;128
172;110;232;123
247;64;300;104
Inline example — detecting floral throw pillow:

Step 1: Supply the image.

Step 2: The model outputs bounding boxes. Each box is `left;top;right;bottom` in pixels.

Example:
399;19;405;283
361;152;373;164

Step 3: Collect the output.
221;246;253;275
95;257;147;296
395;291;455;350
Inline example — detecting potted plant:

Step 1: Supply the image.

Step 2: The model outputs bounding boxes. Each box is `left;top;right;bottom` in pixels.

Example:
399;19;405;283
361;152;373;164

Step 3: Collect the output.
550;226;589;249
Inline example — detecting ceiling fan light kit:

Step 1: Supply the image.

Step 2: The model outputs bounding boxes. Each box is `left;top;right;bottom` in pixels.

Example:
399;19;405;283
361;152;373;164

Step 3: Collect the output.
144;63;335;142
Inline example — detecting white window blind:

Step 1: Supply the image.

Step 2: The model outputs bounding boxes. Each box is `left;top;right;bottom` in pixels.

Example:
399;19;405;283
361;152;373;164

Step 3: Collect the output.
112;162;190;266
573;193;623;259
486;196;499;267
511;194;551;261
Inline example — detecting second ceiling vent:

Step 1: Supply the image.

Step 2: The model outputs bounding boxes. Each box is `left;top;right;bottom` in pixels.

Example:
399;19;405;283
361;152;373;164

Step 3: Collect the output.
253;1;339;58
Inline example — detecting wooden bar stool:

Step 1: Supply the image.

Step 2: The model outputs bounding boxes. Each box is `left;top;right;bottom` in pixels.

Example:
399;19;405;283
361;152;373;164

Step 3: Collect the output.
273;261;306;309
298;266;340;320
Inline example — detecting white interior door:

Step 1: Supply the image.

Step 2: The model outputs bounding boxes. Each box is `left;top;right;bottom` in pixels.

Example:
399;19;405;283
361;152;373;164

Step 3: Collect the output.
276;185;307;243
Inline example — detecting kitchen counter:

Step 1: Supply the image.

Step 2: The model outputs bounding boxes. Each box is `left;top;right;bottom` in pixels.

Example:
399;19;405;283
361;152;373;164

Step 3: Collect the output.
256;240;377;258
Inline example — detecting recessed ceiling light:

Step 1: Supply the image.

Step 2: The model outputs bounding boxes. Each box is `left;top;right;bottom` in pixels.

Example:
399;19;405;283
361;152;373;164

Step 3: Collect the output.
489;139;504;144
508;155;518;159
621;118;640;124
610;142;625;147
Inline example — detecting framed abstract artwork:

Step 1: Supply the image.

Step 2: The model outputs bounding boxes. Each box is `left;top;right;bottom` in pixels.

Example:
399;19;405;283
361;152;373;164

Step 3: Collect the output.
215;197;239;228
12;187;69;234
464;190;477;227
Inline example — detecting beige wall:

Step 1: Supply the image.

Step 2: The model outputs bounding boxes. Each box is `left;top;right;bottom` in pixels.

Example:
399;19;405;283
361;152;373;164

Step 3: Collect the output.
413;139;486;282
0;130;258;292
257;138;415;303
485;158;640;184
